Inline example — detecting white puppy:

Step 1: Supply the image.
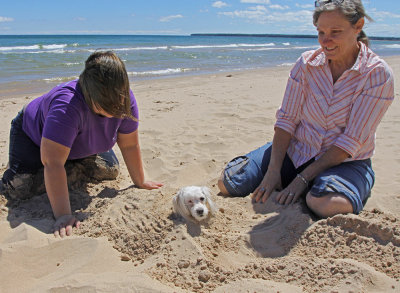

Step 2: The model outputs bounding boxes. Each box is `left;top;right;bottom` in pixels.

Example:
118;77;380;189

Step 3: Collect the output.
173;186;217;223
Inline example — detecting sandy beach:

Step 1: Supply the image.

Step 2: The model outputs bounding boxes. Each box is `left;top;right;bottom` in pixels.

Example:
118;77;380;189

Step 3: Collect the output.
0;56;399;292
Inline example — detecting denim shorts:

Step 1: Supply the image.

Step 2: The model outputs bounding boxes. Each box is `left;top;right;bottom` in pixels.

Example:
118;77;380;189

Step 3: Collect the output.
221;143;374;214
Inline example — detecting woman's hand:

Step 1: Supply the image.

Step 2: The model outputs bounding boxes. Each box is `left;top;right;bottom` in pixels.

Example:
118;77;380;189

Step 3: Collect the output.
275;175;307;205
53;214;80;238
138;181;163;190
252;128;292;204
275;146;350;205
252;169;282;203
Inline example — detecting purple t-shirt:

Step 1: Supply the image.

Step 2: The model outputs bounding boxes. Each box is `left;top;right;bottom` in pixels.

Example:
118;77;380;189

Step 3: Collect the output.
22;80;139;160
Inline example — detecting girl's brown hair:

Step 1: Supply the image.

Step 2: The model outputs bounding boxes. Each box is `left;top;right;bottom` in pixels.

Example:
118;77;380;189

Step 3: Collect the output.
79;51;136;120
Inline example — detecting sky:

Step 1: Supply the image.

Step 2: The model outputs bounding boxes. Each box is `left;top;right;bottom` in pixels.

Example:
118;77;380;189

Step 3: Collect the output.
0;0;399;37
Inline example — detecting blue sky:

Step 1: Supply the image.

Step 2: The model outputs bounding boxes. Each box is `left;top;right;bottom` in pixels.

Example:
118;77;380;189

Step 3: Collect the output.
0;0;399;37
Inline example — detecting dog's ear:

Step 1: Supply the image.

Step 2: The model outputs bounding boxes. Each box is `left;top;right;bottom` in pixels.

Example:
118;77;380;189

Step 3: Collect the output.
201;186;211;197
172;189;193;221
201;186;217;215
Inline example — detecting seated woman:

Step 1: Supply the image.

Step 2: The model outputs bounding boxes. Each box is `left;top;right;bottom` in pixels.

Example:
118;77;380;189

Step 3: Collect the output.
218;0;394;218
1;51;163;236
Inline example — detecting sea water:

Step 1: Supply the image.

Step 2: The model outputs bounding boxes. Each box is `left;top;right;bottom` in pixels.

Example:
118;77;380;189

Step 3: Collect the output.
0;34;399;97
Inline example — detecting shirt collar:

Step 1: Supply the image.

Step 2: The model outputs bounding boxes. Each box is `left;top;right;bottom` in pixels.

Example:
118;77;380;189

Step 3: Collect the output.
351;42;368;73
307;42;368;74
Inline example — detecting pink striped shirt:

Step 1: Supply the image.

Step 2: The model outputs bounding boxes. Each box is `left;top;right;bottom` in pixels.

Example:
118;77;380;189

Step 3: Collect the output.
275;42;394;168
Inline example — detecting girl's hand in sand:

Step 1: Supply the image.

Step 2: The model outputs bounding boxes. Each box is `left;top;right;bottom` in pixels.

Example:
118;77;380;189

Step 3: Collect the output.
252;169;282;203
275;175;307;205
138;181;163;190
53;214;80;238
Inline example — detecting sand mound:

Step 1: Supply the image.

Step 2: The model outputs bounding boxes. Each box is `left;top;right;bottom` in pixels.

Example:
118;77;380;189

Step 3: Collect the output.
76;187;175;264
57;187;398;292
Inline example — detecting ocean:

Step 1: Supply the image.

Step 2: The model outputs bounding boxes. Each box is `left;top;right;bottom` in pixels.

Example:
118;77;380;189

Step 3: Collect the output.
1;34;399;97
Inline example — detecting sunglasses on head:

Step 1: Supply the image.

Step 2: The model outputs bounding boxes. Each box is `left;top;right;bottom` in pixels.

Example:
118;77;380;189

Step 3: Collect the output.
315;0;344;7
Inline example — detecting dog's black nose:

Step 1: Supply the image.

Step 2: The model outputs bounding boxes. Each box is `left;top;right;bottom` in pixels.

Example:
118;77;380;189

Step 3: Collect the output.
197;209;204;215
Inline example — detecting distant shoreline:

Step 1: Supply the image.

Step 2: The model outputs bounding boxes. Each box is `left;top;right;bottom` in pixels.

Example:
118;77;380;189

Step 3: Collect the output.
191;33;400;41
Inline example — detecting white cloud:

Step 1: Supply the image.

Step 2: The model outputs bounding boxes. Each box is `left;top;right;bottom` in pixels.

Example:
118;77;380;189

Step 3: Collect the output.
365;22;400;37
267;10;313;23
0;16;14;22
212;1;228;8
159;14;183;22
219;8;313;25
362;9;400;37
369;9;400;20
250;5;268;12
269;5;289;10
240;0;270;4
219;6;267;22
295;3;314;9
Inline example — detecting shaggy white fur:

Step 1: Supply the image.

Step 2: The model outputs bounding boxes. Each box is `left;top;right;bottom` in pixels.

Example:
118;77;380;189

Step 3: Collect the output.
172;186;217;223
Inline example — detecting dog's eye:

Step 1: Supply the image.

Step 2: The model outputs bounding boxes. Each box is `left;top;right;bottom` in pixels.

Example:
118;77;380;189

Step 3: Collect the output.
188;200;193;204
200;197;205;201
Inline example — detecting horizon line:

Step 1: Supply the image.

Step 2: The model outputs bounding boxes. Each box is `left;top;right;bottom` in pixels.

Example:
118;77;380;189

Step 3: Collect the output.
0;33;399;41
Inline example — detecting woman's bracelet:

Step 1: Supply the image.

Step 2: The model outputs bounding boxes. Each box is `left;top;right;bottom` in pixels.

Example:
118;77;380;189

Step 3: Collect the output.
296;173;309;186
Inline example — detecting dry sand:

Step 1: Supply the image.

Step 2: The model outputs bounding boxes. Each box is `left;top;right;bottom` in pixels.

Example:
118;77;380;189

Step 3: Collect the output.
0;57;399;292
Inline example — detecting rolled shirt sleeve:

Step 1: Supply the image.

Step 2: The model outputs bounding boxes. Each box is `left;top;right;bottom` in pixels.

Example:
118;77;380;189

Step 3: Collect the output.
275;57;305;135
334;64;394;158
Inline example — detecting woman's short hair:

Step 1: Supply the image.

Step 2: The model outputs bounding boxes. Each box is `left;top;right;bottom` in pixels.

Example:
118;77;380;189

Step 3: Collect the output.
79;51;136;120
313;0;373;47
